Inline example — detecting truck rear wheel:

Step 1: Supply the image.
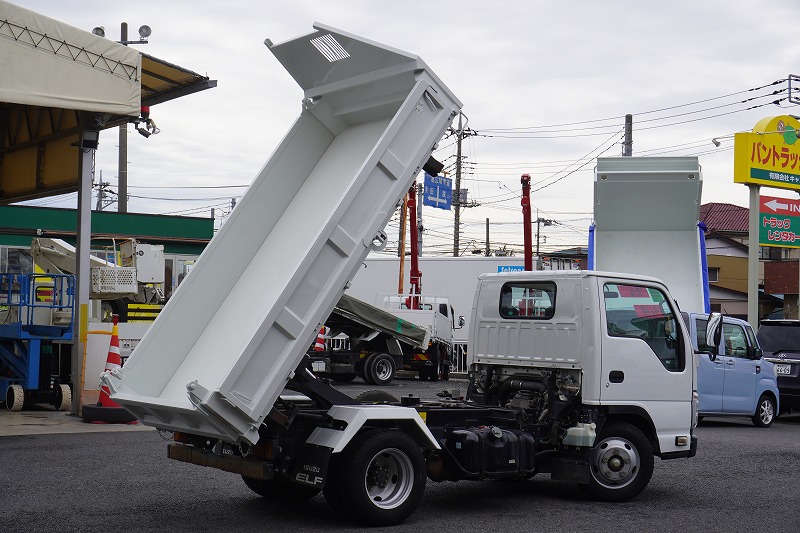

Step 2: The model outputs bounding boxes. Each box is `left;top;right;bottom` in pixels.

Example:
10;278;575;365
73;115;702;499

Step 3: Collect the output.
323;429;426;526
241;476;320;501
364;353;395;385
579;421;653;502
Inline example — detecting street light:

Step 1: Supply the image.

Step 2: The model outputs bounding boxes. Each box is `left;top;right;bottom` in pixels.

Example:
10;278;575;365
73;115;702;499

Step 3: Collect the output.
91;22;151;214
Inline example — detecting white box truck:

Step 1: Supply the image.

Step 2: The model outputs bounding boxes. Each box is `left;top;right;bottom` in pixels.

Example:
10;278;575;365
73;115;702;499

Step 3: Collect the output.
102;24;703;526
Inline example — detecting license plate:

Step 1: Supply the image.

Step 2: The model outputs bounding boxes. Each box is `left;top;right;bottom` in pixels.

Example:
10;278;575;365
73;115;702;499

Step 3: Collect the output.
775;364;792;375
311;361;326;372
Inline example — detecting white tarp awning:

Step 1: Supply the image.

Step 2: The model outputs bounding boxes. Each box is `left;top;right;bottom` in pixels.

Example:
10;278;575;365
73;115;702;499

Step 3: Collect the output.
0;0;140;115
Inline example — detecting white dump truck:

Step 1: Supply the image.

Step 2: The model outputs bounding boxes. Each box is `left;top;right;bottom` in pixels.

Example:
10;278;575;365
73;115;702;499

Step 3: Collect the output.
103;24;703;526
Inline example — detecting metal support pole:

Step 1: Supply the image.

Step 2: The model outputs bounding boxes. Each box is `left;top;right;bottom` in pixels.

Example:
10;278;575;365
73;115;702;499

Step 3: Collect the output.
748;184;760;328
118;22;129;213
73;127;95;414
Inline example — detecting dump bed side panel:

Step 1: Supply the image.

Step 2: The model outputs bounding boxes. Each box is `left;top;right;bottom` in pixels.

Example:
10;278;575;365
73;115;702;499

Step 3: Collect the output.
105;25;461;444
593;156;705;313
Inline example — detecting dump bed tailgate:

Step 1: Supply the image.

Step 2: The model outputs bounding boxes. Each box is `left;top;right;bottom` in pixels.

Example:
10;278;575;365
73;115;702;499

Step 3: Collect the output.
102;24;461;444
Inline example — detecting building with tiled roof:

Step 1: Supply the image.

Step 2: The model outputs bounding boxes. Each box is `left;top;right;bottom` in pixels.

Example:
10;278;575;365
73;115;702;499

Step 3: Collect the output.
699;202;749;234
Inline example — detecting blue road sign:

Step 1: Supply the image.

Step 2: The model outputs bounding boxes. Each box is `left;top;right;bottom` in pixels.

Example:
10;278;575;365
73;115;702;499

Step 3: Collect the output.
423;173;452;210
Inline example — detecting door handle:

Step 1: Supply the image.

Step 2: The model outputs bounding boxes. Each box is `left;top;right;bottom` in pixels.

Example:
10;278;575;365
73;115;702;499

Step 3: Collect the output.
609;370;624;383
726;361;735;366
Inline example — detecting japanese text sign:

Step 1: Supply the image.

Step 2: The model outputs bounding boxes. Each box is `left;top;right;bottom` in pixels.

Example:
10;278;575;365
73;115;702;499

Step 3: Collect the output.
759;194;800;248
423;172;452;211
734;115;800;191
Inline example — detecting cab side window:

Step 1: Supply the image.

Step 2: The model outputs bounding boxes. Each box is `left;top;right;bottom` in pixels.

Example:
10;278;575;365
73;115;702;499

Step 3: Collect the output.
604;283;684;371
723;323;748;358
694;318;711;351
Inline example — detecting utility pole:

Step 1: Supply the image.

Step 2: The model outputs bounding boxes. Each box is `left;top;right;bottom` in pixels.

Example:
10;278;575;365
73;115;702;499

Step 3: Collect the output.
623;114;633;156
450;112;478;256
417;184;423;256
95;170;104;211
485;218;490;256
535;213;555;255
453;112;463;257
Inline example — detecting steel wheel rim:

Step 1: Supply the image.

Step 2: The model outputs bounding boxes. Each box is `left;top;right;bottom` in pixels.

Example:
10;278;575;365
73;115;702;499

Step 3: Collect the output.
590;436;640;489
375;358;392;381
364;448;414;509
759;399;774;425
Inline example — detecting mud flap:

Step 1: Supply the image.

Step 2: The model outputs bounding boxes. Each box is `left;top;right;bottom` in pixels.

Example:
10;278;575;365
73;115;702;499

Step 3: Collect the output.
548;455;590;484
291;445;332;489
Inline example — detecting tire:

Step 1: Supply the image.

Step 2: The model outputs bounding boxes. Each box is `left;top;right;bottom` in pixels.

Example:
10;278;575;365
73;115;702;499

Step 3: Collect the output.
324;429;426;526
579;421;654;502
440;351;450;382
241;476;320;501
54;384;72;411
355;390;400;404
752;394;776;428
364;353;395;386
81;404;138;424
426;356;440;382
6;384;24;412
330;373;357;383
101;299;128;323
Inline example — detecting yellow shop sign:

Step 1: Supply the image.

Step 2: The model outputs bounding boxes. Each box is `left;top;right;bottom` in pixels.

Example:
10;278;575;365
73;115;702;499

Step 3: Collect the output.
734;115;800;191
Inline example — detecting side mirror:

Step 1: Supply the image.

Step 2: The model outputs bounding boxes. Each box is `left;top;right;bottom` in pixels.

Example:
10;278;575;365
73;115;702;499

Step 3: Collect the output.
748;346;763;360
458;316;465;328
706;312;723;361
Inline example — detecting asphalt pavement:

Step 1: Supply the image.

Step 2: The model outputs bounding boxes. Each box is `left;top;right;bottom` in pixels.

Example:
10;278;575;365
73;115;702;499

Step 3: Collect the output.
2;378;800;532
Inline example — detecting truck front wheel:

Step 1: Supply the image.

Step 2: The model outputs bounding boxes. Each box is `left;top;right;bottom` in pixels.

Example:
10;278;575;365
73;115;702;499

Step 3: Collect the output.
579;421;654;502
323;429;426;526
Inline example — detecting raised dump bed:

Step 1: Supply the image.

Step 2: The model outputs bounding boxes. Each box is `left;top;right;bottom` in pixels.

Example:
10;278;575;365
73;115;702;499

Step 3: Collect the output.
103;23;461;444
592;156;707;313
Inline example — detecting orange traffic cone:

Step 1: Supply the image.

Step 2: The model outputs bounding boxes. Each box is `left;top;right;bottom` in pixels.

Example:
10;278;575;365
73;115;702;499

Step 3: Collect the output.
81;314;137;424
314;327;326;351
98;314;123;408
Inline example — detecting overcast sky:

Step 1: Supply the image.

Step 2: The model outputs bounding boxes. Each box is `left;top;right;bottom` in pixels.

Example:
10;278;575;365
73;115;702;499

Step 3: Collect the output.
13;1;800;255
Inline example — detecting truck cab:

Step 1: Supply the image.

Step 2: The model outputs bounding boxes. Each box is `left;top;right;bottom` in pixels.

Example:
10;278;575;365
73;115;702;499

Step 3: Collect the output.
684;312;779;426
468;270;698;463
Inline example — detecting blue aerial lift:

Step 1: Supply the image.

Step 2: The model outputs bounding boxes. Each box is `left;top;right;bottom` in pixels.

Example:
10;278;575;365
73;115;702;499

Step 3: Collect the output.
0;272;75;411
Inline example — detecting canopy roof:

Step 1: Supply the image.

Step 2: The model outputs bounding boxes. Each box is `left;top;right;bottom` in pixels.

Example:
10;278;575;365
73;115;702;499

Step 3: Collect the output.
0;1;216;204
